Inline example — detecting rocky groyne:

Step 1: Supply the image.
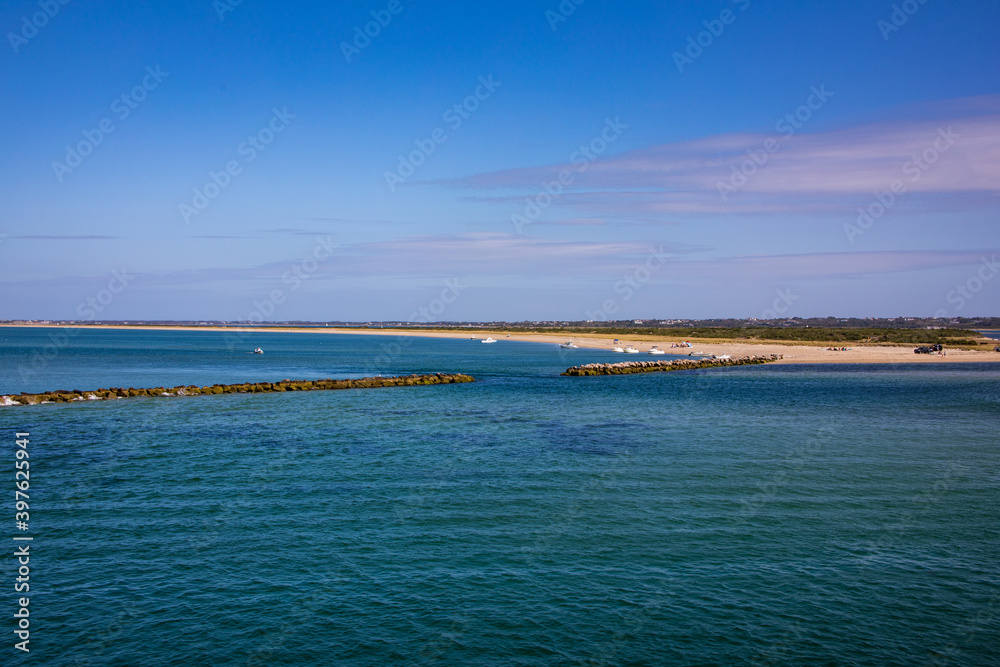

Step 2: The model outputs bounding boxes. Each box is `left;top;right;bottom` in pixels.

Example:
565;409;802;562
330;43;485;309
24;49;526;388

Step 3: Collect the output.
1;373;475;407
562;355;783;376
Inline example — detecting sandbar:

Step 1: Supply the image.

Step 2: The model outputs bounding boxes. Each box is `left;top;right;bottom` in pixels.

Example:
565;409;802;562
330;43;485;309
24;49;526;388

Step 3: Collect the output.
2;323;998;364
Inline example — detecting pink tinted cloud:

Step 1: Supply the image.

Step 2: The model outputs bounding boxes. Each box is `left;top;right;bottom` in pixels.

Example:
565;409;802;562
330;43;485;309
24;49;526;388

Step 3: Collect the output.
451;96;1000;215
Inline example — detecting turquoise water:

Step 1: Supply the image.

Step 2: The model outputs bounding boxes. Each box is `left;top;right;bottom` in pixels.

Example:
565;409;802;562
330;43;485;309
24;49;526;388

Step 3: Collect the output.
1;328;998;665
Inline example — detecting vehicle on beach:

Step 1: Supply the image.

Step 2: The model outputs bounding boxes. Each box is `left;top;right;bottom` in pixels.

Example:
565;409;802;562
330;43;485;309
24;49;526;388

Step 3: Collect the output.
914;344;943;354
559;342;579;349
481;337;497;344
648;346;665;355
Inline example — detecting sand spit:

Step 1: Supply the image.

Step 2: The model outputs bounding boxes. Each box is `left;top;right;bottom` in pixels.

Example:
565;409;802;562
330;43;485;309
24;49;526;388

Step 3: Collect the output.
3;323;999;364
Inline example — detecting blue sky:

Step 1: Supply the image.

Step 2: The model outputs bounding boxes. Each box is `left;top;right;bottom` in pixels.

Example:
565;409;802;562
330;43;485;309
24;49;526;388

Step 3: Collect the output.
1;0;998;321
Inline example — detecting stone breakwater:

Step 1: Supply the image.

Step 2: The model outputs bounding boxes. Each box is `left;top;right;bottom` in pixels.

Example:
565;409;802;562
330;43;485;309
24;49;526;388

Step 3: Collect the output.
0;373;475;407
562;355;783;376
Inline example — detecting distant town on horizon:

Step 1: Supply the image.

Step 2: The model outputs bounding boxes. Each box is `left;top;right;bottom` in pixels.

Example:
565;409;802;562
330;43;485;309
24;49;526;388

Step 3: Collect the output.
5;316;1000;330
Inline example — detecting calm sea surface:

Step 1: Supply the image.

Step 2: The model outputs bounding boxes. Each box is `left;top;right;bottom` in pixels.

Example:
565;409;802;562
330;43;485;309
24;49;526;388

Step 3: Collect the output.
1;328;998;666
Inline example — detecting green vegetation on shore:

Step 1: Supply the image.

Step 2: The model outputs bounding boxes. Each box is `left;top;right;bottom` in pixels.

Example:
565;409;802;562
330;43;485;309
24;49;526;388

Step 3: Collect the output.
402;326;988;347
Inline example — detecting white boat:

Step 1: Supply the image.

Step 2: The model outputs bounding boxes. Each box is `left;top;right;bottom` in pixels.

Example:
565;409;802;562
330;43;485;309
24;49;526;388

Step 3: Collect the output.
612;347;625;353
716;354;732;360
623;346;639;354
481;337;497;344
253;348;263;354
559;342;579;349
648;346;665;355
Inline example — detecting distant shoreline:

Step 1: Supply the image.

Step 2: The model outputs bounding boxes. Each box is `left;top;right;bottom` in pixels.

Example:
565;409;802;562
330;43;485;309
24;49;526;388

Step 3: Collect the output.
2;323;999;365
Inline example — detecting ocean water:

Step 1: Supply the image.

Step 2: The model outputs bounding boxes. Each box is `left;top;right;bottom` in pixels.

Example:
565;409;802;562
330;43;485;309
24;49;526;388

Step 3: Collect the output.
1;327;998;666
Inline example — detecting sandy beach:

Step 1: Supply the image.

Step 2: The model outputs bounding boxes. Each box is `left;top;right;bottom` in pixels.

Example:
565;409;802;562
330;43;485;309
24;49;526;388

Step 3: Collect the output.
3;323;999;365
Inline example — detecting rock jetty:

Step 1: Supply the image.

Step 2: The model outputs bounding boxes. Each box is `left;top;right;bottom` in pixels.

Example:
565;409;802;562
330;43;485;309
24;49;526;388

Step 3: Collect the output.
562;355;783;376
0;373;475;407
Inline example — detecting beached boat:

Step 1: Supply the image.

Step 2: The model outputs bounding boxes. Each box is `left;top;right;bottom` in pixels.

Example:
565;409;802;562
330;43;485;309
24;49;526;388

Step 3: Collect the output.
559;342;579;349
648;346;665;355
481;337;497;344
623;346;639;354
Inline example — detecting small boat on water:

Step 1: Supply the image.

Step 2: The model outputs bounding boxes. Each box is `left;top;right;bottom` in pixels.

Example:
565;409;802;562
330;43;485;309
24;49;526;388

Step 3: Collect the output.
648;346;665;355
481;337;497;344
623;346;639;354
612;346;625;353
253;348;264;355
559;342;579;349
